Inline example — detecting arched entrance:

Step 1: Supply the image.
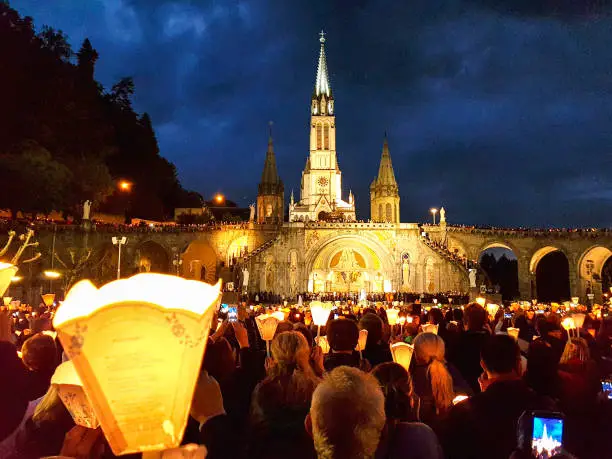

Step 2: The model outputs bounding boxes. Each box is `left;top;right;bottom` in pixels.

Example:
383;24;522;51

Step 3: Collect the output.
227;235;249;266
530;247;570;302
578;246;612;303
478;243;519;301
307;236;391;294
181;240;218;284
137;241;170;273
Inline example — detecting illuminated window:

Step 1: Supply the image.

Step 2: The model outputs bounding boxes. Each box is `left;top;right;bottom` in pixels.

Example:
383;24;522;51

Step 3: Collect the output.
316;123;322;149
323;123;330;149
378;204;382;221
386;203;392;221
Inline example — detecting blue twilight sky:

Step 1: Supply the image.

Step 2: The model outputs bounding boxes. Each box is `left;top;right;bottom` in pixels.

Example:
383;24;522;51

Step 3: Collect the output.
13;0;612;227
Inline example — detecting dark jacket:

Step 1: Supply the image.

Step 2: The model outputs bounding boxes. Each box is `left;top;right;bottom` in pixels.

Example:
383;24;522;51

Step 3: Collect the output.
447;330;489;394
363;342;393;368
376;421;444;459
441;378;556;459
324;351;370;372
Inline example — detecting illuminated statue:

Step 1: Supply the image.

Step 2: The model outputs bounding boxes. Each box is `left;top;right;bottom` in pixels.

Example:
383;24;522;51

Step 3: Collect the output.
83;200;92;221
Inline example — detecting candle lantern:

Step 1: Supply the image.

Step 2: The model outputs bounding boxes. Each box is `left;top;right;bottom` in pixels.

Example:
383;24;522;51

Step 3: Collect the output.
390;342;414;371
421;323;439;335
52;274;221;456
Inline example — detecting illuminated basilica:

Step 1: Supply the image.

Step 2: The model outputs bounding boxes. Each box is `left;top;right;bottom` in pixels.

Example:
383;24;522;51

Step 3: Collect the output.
247;33;468;296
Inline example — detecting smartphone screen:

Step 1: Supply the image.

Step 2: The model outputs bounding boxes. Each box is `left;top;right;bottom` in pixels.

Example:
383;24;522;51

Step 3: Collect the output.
504;313;512;319
531;416;563;458
228;307;238;322
602;380;612;399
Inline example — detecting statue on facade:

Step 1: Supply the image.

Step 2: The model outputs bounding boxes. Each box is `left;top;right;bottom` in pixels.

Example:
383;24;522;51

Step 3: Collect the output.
469;269;477;288
440;207;446;223
249;204;255;222
242;267;249;289
83;200;92;221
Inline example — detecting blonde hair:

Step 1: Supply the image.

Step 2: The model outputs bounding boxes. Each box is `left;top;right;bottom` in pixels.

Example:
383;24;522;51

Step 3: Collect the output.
269;331;313;377
413;332;454;413
560;337;590;364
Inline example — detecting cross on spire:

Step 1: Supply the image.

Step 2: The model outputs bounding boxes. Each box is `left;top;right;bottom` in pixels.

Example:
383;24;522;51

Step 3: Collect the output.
319;30;326;43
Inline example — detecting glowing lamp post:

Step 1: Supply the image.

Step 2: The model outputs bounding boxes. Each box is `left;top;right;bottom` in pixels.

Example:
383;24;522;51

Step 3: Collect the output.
52;274;221;455
430;208;438;225
112;237;128;280
390;342;414;371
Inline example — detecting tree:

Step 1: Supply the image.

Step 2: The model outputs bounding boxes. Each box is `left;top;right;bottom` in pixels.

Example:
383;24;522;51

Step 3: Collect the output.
0;140;71;216
38;25;72;61
110;77;135;111
76;38;99;81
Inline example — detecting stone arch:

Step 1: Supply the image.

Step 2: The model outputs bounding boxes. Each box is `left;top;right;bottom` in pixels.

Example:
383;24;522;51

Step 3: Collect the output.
477;242;519;300
227;235;249;265
530;247;571;302
577;245;612;301
136;240;170;273
181;240;218;284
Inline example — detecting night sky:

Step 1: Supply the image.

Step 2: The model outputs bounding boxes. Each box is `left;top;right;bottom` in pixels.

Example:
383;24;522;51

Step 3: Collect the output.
14;0;612;227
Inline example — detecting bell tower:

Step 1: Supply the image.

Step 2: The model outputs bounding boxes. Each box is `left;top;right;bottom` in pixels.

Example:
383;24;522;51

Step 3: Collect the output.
370;135;400;223
257;127;284;223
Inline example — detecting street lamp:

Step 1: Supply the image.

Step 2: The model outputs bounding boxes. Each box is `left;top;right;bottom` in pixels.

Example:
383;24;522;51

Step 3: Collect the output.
214;193;225;205
119;180;132;192
430;208;438;225
43;270;61;280
112;237;128;279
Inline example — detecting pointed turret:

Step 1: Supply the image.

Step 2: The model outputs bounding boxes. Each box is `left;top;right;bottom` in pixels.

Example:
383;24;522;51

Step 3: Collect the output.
370;134;400;223
311;31;334;117
257;127;284;223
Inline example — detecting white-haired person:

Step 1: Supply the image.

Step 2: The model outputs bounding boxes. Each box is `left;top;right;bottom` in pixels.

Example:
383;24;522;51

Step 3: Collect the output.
307;366;386;459
411;332;472;431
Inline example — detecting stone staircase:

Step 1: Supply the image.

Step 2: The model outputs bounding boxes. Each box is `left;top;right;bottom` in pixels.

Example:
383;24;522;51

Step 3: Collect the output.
241;235;280;264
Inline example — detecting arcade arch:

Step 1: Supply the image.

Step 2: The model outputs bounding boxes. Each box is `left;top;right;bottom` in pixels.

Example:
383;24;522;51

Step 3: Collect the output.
578;246;612;301
227;235;249;265
533;249;571;302
181;240;218;284
136;241;170;273
478;243;519;300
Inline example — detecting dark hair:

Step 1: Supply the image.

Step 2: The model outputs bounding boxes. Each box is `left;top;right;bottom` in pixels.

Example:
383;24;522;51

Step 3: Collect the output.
371;362;418;422
359;313;384;346
464;303;487;330
22;333;58;373
293;323;313;348
203;337;235;381
525;339;559;397
327;319;359;351
481;334;520;375
427;308;444;325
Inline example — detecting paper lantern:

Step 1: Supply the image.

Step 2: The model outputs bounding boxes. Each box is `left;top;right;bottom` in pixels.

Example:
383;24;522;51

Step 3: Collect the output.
475;297;486;307
0;262;18;297
386;308;399;326
142;444;207;459
587;329;596;338
398;316;406;326
390;342;414;371
52;360;99;428
3;296;12;306
52;274;221;456
421;324;439;335
572;313;586;329
452;394;469;405
486;303;499;318
356;329;368;351
310;301;333;326
571;297;579;305
271;310;285;322
41;293;56;308
507;327;519;340
561;317;576;331
42;330;57;340
316;335;330;354
255;313;281;342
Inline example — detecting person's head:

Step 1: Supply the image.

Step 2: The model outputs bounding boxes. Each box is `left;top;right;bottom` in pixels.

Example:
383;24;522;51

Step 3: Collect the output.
480;334;521;378
293;323;314;348
427;308;444;325
525;309;535;321
464;303;487;331
525;339;559;396
452;307;464;323
21;333;58;373
309;366;386;459
327;319;359;352
413;333;454;413
359;313;384;347
559;337;590;364
371;362;416;422
275;320;294;336
270;331;311;374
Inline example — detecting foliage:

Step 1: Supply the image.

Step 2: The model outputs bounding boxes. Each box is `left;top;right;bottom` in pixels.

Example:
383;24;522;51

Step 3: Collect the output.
479;253;519;301
0;3;194;220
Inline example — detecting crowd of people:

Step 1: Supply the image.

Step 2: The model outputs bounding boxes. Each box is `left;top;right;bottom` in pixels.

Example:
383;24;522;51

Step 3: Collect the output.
1;298;611;458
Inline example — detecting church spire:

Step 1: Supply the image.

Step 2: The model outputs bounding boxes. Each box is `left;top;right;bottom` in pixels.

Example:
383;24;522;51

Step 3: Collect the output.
258;125;283;196
375;135;397;187
314;31;331;98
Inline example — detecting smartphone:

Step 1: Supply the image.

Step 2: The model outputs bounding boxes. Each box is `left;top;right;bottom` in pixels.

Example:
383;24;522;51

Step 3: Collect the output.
601;379;612;399
228;306;238;323
504;313;512;319
517;411;564;459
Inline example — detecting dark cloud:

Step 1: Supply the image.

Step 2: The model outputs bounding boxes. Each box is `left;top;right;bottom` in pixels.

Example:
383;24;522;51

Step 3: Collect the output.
15;0;612;227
